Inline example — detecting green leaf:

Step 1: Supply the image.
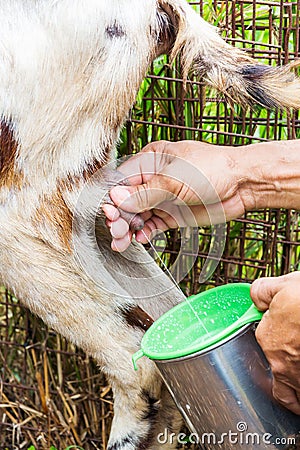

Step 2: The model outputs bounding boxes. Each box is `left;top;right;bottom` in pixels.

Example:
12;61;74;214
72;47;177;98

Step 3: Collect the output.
65;447;85;450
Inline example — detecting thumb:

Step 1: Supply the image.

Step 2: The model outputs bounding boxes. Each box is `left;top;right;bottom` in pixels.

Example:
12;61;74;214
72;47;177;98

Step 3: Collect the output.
109;178;175;213
250;275;289;310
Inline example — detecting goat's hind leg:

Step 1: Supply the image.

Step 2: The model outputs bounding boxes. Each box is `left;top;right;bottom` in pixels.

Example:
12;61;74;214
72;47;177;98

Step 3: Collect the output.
0;218;182;449
92;224;185;449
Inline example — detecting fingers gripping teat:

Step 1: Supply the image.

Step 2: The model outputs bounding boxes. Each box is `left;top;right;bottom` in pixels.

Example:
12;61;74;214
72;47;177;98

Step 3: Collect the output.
104;169;144;232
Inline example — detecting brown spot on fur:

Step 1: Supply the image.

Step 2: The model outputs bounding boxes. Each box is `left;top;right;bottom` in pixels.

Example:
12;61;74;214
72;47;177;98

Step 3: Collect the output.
0;120;23;189
41;155;109;250
82;157;105;181
106;22;126;39
35;188;73;252
121;305;154;331
156;4;178;56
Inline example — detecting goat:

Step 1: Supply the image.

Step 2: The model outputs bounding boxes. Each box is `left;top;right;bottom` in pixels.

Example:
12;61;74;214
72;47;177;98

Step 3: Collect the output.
1;1;300;449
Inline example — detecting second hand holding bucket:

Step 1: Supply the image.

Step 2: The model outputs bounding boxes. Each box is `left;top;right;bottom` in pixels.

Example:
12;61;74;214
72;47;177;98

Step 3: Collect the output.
132;283;300;449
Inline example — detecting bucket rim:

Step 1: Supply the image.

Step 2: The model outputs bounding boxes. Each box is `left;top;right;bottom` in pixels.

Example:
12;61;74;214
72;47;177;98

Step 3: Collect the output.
153;322;256;363
132;283;263;369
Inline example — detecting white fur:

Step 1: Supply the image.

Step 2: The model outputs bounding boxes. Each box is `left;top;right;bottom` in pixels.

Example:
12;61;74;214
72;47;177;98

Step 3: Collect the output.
0;1;157;183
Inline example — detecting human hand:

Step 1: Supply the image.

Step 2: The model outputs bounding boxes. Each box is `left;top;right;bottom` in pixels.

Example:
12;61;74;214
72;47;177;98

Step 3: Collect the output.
103;138;300;251
251;272;300;415
103;140;249;251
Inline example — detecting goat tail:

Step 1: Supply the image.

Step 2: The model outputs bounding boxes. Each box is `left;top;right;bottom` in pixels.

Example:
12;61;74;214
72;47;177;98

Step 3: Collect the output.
199;55;300;111
166;0;300;110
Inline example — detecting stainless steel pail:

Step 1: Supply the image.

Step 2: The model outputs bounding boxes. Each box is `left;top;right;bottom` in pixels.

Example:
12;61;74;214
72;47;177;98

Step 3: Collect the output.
155;324;300;449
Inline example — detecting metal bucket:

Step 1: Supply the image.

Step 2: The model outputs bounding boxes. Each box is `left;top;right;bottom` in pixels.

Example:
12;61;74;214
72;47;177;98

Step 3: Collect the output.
155;323;300;449
133;284;300;449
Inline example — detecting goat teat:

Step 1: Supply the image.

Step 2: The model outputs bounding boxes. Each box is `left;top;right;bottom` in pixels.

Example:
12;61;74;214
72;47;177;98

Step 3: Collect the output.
103;169;145;232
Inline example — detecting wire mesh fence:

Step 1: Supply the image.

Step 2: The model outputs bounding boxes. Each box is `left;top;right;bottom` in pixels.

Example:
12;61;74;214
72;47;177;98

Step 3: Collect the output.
1;1;300;449
120;0;300;295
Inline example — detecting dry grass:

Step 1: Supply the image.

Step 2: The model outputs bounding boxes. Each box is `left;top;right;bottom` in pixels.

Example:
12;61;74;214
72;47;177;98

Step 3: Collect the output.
0;288;113;449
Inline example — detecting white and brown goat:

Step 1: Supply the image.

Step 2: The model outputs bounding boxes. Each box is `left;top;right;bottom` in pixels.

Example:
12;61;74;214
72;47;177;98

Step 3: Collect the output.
1;1;300;449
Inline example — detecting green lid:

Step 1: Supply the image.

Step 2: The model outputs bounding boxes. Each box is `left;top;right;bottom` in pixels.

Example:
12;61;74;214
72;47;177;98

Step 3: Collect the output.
133;283;263;369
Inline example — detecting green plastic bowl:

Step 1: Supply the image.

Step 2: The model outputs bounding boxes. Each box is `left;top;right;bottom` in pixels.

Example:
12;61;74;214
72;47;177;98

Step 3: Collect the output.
133;283;263;369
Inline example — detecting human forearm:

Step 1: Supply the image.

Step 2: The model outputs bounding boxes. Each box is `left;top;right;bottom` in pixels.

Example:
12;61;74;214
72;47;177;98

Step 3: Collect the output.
237;140;300;211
